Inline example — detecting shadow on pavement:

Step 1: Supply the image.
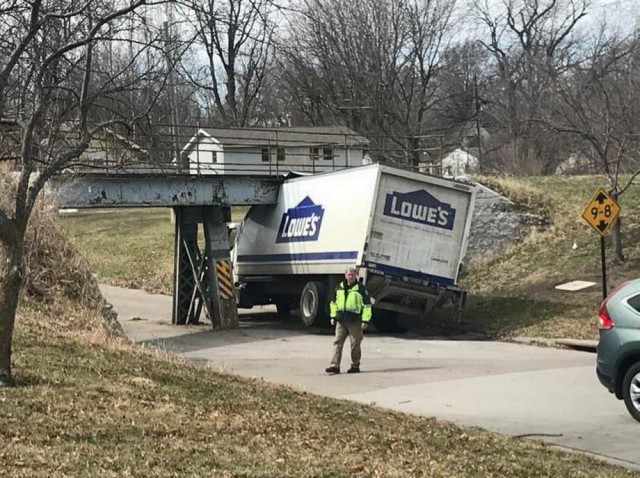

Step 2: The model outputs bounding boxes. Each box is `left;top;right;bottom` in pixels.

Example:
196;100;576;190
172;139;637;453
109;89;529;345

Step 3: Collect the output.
131;310;466;355
135;311;330;353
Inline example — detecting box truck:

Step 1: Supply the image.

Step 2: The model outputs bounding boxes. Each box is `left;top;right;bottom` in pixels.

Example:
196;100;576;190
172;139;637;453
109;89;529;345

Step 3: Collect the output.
230;163;476;330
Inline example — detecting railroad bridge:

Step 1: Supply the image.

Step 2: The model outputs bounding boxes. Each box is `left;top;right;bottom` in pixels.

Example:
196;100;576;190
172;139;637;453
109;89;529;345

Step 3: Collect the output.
51;172;282;329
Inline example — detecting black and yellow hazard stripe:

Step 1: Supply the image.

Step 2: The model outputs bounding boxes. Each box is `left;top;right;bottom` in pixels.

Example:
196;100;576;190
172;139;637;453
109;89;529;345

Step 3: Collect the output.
215;260;234;300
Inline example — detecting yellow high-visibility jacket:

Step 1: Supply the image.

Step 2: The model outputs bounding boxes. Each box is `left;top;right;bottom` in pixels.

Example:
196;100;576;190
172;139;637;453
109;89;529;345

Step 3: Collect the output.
330;280;372;323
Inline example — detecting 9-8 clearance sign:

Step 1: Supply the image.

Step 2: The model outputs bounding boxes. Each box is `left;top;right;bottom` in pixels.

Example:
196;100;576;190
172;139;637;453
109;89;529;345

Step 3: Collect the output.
581;187;621;236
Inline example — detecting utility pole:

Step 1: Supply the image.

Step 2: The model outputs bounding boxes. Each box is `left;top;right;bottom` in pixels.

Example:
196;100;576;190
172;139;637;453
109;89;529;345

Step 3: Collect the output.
164;3;181;167
337;103;371;169
474;72;483;168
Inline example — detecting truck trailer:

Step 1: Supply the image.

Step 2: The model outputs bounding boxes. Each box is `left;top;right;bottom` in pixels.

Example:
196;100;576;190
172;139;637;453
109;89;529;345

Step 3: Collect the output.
231;163;476;330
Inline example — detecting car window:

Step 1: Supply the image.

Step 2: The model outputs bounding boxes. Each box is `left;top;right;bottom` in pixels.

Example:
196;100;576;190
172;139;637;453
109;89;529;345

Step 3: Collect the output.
627;294;640;312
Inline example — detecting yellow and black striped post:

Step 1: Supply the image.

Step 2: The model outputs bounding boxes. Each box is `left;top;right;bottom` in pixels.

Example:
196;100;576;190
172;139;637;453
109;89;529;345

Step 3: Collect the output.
173;206;239;329
216;259;235;300
215;259;238;327
203;209;238;329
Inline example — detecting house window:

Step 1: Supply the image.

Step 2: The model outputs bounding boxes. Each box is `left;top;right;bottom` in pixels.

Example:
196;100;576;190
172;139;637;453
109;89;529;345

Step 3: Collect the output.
310;147;320;161
195;146;217;165
323;146;333;161
277;147;285;162
261;147;270;162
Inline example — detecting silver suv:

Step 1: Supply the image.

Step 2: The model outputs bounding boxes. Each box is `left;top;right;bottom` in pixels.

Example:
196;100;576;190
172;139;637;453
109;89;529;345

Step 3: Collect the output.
596;278;640;422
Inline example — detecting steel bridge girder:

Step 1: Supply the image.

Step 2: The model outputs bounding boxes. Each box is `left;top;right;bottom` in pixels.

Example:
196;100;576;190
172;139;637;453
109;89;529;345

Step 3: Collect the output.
51;174;281;208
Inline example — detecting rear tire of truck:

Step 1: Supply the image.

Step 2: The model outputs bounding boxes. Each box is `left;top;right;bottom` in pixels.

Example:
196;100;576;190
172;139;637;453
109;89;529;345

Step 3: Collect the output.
300;281;327;327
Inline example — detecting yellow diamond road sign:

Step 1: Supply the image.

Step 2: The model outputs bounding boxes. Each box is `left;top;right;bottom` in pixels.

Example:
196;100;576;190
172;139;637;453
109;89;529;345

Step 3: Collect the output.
581;187;621;236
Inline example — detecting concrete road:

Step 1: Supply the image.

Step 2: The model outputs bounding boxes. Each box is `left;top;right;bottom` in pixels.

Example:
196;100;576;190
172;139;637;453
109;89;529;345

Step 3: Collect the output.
100;284;640;470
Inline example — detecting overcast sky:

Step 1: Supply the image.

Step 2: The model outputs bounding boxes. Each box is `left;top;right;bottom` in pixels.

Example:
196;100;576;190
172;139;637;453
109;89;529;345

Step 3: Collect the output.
590;0;638;34
458;0;639;43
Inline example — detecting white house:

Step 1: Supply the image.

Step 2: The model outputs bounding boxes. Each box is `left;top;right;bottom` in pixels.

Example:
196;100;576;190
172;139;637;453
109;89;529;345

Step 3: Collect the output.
180;126;370;175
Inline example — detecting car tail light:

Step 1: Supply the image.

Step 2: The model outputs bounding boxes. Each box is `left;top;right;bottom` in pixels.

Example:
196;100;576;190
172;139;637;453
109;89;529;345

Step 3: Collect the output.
597;281;629;330
598;303;614;329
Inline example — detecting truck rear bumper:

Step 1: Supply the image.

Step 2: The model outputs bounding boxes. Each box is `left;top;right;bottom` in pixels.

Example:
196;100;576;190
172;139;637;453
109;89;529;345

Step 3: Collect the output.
366;273;464;317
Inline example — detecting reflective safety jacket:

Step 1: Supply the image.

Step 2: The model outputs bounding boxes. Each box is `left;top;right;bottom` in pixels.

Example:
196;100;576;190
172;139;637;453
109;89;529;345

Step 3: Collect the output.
330;280;372;323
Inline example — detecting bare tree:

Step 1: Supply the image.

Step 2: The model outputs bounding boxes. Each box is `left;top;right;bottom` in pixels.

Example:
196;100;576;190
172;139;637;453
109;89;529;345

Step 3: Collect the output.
276;0;456;166
0;0;169;385
473;0;589;173
547;32;640;260
437;41;488;130
179;0;277;127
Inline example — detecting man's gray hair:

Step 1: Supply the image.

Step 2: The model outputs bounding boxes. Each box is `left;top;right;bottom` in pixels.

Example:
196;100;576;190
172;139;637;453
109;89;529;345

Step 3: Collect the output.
345;267;357;274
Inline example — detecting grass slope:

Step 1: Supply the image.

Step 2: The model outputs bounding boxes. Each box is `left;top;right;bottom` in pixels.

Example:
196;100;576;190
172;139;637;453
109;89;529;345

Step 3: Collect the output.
60;209;176;293
436;175;640;340
2;305;637;477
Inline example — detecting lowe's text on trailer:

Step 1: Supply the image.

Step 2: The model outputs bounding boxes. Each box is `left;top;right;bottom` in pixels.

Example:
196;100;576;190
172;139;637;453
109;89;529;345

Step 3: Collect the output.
383;190;456;230
276;197;325;243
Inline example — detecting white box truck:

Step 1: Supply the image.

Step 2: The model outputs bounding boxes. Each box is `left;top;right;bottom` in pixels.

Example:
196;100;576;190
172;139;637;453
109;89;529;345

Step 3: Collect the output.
231;163;476;330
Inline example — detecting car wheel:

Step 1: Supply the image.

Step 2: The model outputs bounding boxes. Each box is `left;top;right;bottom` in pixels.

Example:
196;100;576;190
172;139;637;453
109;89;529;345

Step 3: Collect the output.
299;281;327;327
622;362;640;422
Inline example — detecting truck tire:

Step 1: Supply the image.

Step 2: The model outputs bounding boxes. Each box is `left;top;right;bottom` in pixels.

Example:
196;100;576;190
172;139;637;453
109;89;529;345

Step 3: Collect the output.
300;281;327;327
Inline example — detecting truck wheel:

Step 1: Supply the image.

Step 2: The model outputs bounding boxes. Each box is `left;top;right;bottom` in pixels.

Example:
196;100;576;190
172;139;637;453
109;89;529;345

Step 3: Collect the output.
300;281;327;327
623;362;640;422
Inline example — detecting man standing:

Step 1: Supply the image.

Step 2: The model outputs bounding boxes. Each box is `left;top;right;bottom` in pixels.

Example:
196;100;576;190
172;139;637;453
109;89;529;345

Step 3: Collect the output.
325;267;372;374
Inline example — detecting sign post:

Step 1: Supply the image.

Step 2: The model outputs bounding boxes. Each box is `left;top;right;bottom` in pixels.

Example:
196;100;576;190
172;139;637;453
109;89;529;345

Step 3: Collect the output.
581;188;621;299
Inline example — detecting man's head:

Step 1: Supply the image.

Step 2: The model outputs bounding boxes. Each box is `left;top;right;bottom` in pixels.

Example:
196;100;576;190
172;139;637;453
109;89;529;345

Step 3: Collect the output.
345;267;358;284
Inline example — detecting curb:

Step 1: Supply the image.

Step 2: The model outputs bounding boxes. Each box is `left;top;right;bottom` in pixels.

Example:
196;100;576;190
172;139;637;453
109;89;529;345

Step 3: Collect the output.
511;337;597;353
555;339;597;353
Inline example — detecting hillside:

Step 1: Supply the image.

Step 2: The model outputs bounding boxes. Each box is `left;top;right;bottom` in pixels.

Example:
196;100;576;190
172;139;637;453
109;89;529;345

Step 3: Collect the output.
435;175;640;340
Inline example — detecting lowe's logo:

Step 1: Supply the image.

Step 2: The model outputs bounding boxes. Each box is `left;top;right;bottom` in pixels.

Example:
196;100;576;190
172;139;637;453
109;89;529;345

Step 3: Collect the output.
383;190;456;230
276;196;324;243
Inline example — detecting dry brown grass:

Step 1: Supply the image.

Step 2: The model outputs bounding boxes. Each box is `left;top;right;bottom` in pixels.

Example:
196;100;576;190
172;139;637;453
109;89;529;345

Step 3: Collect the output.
0;166;121;338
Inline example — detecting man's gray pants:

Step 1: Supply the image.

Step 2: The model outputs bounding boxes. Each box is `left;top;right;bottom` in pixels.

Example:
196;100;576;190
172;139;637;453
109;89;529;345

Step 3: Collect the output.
330;320;363;369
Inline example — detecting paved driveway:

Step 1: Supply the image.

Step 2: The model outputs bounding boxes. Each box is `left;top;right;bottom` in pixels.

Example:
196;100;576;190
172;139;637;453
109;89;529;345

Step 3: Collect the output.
101;284;640;470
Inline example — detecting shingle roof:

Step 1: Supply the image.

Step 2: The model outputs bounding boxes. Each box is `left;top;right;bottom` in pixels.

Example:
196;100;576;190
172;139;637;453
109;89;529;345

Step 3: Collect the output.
198;126;369;148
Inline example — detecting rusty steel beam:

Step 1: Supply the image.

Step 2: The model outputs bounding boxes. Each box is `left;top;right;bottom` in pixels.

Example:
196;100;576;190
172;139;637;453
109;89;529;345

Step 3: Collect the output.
50;173;282;208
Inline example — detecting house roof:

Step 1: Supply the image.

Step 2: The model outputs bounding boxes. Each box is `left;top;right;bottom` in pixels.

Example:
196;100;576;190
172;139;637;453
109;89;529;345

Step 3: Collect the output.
188;126;369;150
100;128;149;157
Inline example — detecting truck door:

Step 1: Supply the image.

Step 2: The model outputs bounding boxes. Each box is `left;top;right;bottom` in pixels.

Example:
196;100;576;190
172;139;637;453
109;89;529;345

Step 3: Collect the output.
366;172;473;287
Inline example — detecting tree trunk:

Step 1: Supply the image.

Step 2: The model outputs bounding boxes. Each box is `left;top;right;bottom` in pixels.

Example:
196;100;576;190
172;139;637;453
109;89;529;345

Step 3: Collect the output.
0;227;24;386
408;136;420;169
